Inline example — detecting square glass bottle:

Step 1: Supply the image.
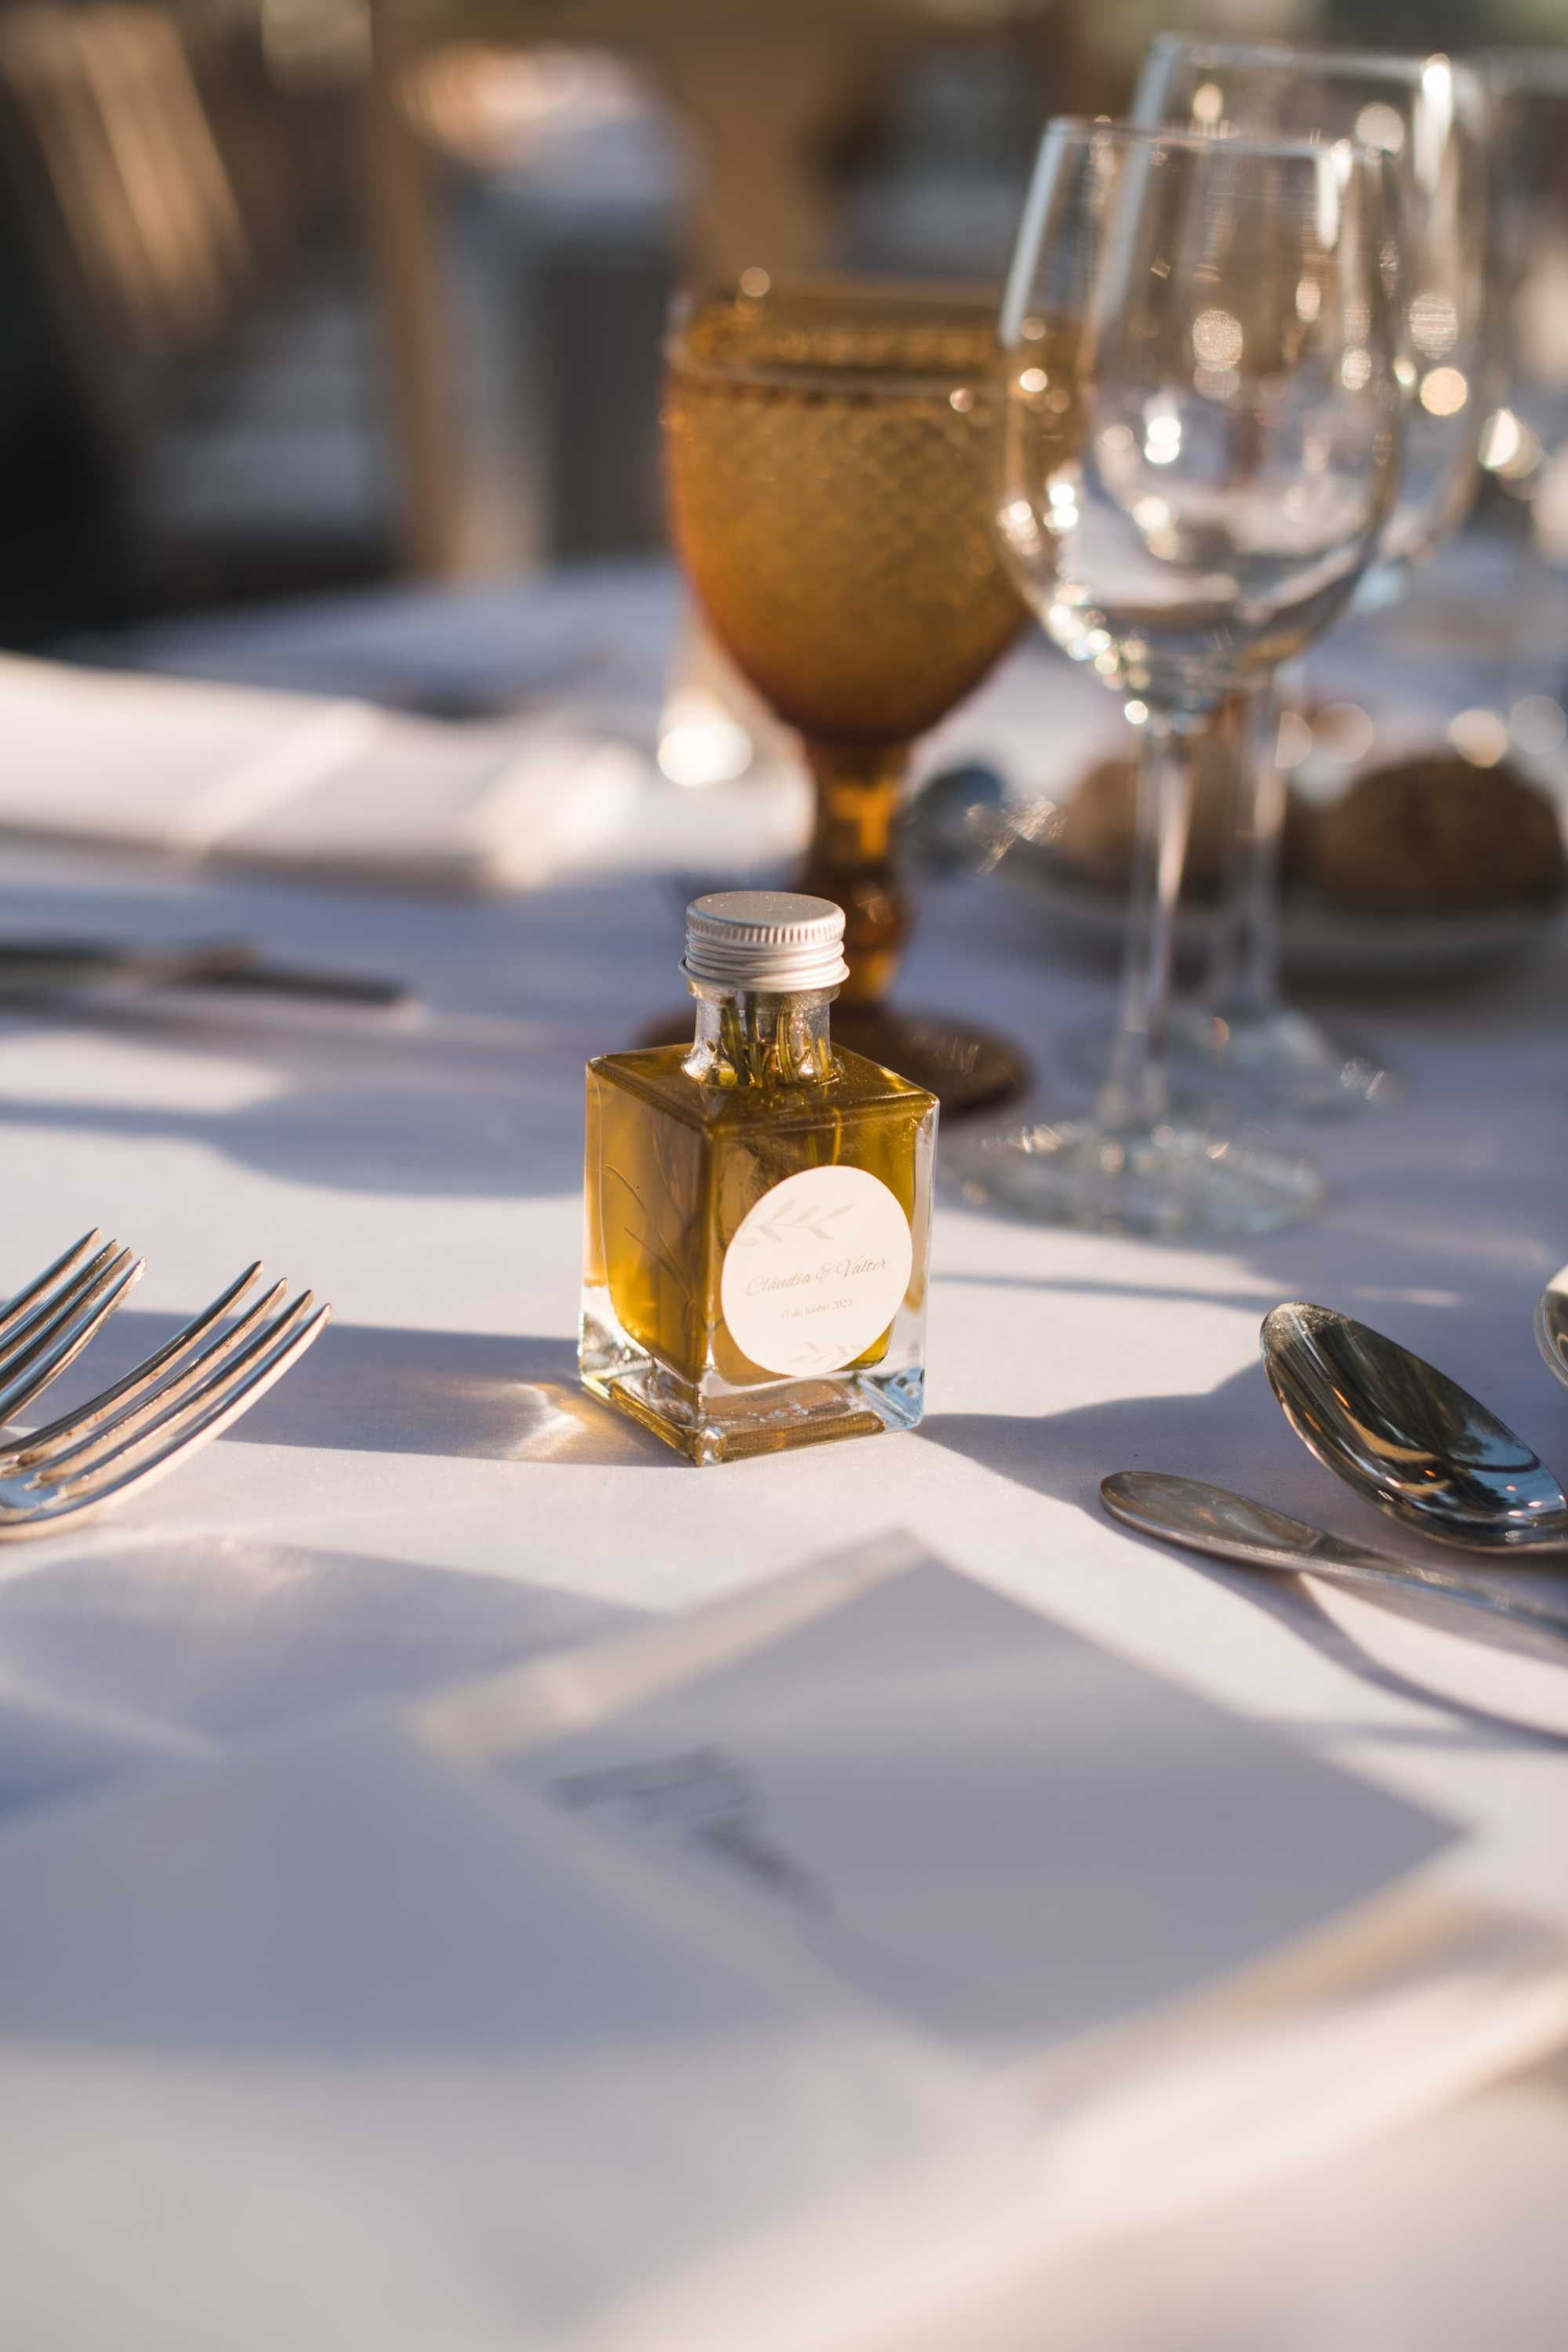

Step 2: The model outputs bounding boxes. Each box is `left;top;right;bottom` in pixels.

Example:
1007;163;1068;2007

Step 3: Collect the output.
581;893;937;1464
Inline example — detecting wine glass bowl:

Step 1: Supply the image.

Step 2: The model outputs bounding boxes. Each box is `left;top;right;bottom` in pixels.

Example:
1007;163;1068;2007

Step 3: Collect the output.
997;132;1402;705
1136;43;1489;586
1000;184;1399;719
661;280;1033;1108
1481;49;1568;477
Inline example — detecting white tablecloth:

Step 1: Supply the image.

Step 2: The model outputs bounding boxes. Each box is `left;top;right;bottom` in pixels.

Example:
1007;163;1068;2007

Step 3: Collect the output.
4;558;1568;2344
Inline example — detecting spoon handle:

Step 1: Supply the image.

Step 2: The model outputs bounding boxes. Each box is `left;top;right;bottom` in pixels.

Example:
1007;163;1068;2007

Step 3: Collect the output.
1102;1473;1568;1653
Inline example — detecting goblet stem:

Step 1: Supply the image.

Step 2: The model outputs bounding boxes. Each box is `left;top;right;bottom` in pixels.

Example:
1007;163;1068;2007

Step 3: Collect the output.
1095;711;1196;1134
798;739;911;1008
1205;678;1286;1025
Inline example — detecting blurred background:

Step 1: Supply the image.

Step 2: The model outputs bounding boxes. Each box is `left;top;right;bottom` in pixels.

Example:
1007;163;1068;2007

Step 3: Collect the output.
0;0;1556;654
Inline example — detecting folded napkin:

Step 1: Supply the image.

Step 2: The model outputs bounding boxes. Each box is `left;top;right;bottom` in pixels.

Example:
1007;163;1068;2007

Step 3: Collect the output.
0;652;646;891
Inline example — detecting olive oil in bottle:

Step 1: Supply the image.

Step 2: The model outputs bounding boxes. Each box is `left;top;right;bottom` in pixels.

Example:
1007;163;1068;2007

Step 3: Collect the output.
580;893;937;1464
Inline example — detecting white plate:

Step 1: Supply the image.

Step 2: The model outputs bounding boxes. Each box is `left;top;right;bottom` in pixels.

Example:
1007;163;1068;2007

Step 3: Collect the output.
998;840;1566;992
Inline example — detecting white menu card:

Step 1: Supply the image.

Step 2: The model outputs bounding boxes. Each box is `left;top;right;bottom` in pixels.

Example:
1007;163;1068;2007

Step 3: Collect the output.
481;1541;1454;2060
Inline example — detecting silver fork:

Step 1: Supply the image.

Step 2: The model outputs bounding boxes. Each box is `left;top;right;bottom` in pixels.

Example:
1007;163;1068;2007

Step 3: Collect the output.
0;1262;331;1539
0;1230;145;1422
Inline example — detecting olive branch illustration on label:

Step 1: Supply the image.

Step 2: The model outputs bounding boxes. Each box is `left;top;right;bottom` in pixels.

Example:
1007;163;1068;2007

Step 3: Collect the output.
732;1199;854;1250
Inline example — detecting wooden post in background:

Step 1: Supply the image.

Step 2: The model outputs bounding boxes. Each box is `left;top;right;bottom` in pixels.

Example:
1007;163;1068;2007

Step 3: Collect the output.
363;0;465;579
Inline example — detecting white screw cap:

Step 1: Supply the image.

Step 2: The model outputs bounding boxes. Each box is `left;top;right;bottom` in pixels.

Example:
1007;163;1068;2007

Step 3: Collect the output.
684;891;849;993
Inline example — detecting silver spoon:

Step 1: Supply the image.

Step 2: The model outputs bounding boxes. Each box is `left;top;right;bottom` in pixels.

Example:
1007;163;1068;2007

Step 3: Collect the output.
1536;1275;1568;1396
1261;1301;1568;1553
1101;1472;1568;1653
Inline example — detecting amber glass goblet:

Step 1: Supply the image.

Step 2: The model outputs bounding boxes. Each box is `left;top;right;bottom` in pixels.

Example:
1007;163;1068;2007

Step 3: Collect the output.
660;279;1030;1111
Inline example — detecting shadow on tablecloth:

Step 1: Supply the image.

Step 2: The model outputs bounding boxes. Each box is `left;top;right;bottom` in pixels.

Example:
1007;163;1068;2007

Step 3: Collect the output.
924;1358;1568;1751
0;1532;643;1824
45;1316;674;1467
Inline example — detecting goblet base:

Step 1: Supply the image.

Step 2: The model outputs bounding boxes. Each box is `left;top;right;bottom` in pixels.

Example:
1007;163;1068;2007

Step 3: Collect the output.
954;1116;1323;1239
833;1004;1028;1116
1063;1007;1400;1123
636;1004;1028;1117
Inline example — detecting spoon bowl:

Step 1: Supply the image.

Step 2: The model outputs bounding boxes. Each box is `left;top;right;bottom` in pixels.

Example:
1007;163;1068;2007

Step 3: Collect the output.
1536;1269;1568;1395
1261;1301;1568;1552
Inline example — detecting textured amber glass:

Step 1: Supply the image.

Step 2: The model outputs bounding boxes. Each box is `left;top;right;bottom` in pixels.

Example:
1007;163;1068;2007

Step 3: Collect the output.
666;283;1025;746
662;282;1027;1018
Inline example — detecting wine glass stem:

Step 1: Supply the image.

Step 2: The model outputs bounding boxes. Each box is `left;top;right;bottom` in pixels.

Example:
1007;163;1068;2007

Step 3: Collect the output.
1206;673;1287;1024
800;739;911;1007
1095;711;1196;1133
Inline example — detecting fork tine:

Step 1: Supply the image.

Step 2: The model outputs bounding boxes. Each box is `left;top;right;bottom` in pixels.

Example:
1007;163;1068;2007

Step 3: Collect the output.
27;1275;288;1481
0;1238;123;1376
6;1261;269;1467
0;1247;143;1424
0;1231;101;1343
6;1301;332;1534
36;1288;320;1492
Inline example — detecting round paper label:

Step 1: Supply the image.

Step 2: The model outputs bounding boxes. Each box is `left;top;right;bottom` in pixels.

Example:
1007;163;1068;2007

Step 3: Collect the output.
720;1165;913;1378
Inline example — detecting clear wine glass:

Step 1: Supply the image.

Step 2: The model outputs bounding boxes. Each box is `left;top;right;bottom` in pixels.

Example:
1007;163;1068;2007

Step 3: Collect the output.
1130;44;1490;1120
960;119;1403;1237
1481;52;1568;453
1475;53;1568;706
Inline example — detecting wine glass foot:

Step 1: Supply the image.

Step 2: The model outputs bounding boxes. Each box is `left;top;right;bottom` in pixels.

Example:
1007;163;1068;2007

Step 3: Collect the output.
954;1117;1323;1239
1060;1006;1399;1121
635;1004;1029;1117
1167;1003;1401;1120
